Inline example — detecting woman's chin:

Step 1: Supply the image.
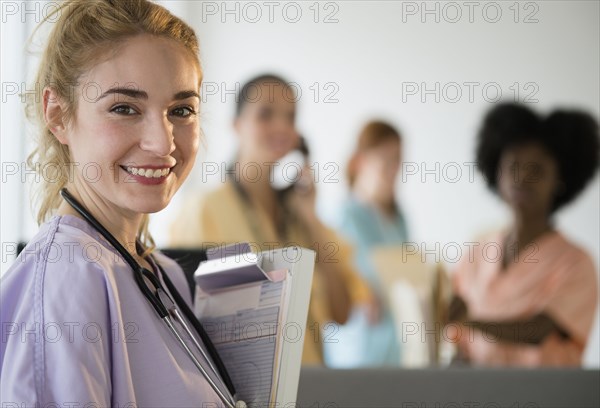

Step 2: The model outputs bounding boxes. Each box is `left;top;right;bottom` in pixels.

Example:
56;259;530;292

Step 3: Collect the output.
266;146;294;162
126;200;170;215
142;206;167;215
508;200;541;215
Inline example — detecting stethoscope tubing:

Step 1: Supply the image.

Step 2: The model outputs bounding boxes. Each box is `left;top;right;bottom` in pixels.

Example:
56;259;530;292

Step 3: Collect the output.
59;188;241;408
163;314;236;408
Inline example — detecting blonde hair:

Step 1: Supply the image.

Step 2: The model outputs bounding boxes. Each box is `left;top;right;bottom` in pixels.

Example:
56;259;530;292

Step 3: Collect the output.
25;0;201;254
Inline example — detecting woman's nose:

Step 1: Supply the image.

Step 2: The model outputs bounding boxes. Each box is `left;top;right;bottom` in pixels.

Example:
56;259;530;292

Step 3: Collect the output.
140;113;176;156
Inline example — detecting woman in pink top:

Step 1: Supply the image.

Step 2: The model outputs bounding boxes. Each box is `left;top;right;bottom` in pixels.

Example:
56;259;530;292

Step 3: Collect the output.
448;103;599;367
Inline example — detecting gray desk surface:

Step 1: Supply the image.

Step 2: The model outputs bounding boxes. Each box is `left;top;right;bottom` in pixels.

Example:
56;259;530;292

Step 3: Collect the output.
296;367;600;408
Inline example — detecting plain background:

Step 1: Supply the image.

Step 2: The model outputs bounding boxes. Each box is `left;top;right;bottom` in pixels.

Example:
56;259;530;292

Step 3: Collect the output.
1;0;598;366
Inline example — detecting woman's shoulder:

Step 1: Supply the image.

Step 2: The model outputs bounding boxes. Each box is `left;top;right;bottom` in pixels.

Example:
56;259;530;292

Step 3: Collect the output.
545;231;597;272
337;196;374;231
0;216;120;351
339;195;370;217
450;229;504;276
169;183;239;246
453;228;597;276
546;230;588;251
176;182;239;220
196;181;237;205
337;196;386;247
3;215;125;295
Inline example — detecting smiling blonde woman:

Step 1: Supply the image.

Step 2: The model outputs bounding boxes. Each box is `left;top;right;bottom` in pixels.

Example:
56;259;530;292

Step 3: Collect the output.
0;1;240;406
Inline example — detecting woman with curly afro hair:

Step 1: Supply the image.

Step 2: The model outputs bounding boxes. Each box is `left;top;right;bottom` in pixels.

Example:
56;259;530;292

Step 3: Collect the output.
447;103;599;367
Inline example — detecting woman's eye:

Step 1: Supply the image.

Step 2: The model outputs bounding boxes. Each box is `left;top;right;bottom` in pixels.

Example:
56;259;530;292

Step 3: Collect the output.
171;106;196;118
111;105;137;115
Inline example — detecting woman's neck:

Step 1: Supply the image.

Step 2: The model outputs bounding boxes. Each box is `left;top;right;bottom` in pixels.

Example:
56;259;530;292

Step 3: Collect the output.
352;181;395;218
57;183;144;259
511;209;552;245
235;155;278;212
503;209;552;268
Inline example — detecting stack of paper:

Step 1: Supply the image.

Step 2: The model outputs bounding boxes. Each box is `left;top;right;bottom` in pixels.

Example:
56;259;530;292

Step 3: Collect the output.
193;243;315;406
370;245;450;366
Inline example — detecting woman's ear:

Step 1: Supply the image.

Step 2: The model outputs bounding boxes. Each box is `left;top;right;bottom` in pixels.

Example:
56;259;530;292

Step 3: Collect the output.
354;151;366;171
233;116;241;134
43;86;68;144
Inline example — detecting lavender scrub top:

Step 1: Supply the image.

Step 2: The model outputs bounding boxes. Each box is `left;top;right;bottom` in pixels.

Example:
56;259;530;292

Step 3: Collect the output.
0;214;224;407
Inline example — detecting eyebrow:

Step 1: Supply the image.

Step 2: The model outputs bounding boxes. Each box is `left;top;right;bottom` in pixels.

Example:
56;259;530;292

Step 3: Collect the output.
174;90;200;100
97;88;148;101
96;87;200;101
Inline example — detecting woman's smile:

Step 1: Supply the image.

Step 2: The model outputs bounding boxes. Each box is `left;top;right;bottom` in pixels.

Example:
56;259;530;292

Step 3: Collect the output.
120;164;175;185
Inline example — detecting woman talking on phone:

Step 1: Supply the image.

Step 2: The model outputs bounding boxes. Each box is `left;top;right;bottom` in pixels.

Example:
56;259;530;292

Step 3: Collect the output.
170;74;373;365
0;1;244;407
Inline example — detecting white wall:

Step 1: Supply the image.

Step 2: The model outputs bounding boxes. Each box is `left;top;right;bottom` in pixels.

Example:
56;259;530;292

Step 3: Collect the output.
151;0;600;365
1;0;39;273
2;0;598;365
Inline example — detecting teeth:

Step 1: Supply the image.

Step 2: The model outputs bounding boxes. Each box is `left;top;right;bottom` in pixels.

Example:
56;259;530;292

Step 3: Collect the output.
125;166;171;178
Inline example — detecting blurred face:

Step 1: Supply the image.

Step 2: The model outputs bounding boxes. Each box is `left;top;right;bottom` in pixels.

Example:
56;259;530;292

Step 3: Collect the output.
234;81;299;163
497;142;560;216
356;138;401;201
59;34;201;214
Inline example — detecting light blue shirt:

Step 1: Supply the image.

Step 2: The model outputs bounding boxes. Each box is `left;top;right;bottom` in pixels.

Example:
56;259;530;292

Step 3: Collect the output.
324;195;408;367
0;215;222;407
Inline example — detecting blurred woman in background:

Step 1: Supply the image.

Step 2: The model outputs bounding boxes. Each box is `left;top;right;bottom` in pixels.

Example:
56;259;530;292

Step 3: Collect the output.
448;103;599;366
170;74;373;365
325;121;408;367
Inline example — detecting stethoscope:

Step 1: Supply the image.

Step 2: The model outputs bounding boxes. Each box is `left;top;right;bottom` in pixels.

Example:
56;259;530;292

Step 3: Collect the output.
60;188;246;408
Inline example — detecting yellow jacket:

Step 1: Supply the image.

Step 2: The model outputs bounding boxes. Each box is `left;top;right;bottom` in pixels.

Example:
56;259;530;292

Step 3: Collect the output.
169;181;371;364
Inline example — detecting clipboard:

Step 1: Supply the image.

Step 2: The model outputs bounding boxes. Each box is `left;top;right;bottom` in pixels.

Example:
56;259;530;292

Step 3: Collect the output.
193;243;316;406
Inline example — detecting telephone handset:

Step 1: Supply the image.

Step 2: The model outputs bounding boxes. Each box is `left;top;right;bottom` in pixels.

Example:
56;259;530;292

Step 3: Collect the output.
272;136;311;195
